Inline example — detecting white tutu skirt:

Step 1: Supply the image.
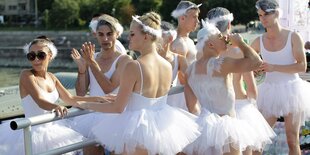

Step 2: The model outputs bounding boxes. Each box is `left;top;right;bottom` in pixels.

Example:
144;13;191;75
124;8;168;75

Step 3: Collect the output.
184;108;258;155
167;92;189;111
71;112;120;138
235;99;276;151
0;119;83;155
91;105;200;155
257;78;310;126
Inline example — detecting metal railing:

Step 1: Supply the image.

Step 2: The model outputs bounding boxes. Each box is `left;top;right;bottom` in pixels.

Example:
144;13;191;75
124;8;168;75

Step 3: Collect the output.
9;86;184;155
10;108;97;155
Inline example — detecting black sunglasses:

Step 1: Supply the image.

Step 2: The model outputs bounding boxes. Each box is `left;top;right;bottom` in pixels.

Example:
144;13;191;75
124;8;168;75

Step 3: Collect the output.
26;51;47;61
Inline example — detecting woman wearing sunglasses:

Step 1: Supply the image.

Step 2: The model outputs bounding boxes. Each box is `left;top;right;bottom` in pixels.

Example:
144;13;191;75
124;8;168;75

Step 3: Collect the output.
0;36;108;155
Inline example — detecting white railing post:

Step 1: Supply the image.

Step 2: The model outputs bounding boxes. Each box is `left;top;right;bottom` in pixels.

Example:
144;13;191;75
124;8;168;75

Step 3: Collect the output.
24;126;33;155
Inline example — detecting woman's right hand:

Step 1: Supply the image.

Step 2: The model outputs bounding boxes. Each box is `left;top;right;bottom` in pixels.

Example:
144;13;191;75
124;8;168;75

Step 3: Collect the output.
71;48;86;74
52;105;68;118
227;33;244;47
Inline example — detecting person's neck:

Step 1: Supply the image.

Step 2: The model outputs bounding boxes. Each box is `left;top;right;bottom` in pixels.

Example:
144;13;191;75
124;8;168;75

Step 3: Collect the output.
140;43;157;57
99;48;116;59
266;23;282;39
201;49;219;60
177;26;190;38
32;69;48;79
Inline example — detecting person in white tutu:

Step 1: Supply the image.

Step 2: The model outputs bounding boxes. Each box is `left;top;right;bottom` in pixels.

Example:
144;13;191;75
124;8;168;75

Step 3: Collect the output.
206;7;276;155
171;1;201;65
158;21;189;111
69;11;200;155
184;20;263;155
0;36;107;155
251;0;310;154
71;14;131;154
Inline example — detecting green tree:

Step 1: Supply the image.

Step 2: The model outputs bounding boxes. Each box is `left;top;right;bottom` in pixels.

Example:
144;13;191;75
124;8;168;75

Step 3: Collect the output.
42;9;50;29
49;0;80;29
203;0;257;25
131;0;162;15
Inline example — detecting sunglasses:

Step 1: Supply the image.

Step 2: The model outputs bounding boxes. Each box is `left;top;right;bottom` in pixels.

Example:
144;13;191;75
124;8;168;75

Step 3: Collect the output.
26;51;47;61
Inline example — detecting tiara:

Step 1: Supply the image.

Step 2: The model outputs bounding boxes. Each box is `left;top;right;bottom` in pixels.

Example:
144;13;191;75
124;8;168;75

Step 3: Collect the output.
23;41;58;60
89;19;124;36
207;13;234;25
196;19;221;53
132;15;162;38
171;3;202;19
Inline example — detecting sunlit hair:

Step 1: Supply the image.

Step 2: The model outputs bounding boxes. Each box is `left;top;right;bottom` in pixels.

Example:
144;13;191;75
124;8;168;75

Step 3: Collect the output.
256;0;282;18
132;12;162;39
23;36;58;60
160;21;177;41
171;1;201;19
89;14;124;37
206;7;233;33
196;20;221;54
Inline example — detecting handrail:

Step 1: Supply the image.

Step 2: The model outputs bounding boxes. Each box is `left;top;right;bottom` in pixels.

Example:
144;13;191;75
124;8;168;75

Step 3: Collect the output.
10;108;92;130
9;85;185;155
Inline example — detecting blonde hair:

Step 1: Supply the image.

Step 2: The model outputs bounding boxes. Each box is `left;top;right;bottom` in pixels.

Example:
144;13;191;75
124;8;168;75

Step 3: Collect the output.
137;12;162;40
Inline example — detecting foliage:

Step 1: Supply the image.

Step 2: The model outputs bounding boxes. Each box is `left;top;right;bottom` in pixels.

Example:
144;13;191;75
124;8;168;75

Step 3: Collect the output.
203;0;257;25
3;0;259;30
49;0;80;29
131;0;162;15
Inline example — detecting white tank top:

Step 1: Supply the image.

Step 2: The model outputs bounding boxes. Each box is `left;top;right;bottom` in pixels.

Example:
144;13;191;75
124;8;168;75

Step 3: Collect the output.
88;53;121;96
260;32;299;83
172;54;179;83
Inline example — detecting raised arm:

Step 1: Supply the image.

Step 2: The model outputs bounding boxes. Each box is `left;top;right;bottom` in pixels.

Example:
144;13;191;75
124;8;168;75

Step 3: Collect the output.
71;48;90;96
222;34;263;74
81;42;131;94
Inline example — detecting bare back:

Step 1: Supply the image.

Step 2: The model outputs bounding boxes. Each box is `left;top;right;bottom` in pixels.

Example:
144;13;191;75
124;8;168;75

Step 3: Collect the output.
133;53;172;98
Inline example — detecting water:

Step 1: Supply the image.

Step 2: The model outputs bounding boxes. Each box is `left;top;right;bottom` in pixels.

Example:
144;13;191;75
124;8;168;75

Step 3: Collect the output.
0;67;76;88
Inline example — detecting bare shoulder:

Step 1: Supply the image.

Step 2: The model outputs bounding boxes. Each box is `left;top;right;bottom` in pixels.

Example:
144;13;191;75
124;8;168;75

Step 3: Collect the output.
19;69;33;80
124;60;139;73
171;38;187;53
251;36;261;52
291;31;303;42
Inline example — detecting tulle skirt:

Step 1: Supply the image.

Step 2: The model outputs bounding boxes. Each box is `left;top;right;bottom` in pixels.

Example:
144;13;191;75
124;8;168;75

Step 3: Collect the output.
257;78;310;126
167;92;189;111
235;99;276;151
91;104;200;155
0;119;83;155
71;112;120;138
184;108;258;155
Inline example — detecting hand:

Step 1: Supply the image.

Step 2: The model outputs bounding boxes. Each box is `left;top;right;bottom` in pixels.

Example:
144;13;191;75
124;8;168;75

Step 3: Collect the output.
52;105;68;118
227;33;244;47
260;62;274;72
81;42;96;65
71;48;86;73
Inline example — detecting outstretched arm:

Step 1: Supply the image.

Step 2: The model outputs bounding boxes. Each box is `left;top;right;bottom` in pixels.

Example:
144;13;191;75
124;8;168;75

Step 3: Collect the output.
74;61;138;113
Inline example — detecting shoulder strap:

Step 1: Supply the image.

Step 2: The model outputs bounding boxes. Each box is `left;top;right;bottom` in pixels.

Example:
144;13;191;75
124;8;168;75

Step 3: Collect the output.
136;61;143;95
